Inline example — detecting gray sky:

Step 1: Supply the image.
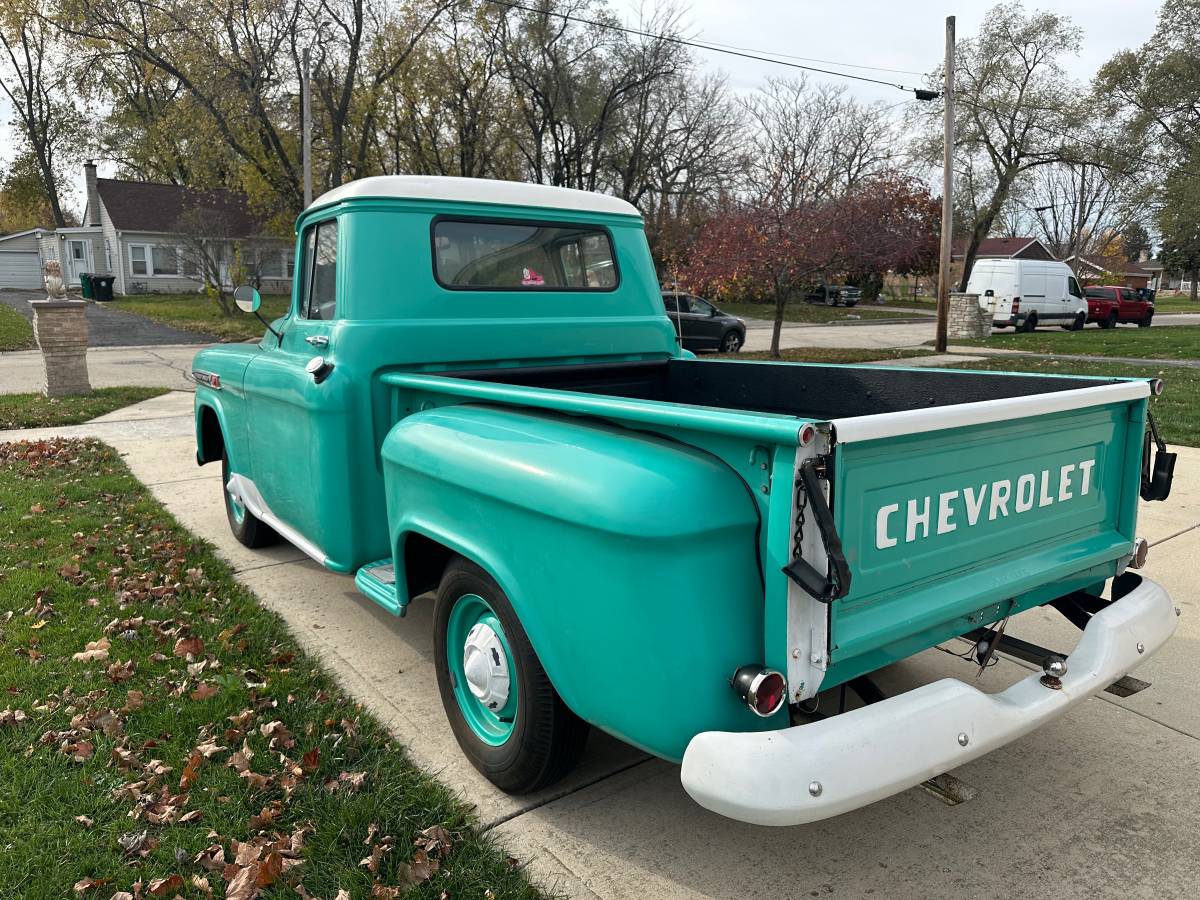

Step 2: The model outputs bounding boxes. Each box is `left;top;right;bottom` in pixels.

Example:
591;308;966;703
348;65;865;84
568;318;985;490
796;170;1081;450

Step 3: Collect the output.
6;0;1162;216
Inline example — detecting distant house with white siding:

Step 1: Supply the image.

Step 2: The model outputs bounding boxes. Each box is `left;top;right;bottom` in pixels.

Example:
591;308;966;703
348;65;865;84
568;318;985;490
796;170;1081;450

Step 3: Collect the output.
13;162;294;297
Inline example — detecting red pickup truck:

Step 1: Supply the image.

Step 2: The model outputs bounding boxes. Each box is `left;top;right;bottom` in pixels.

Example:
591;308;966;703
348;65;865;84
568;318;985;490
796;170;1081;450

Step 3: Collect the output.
1085;286;1154;328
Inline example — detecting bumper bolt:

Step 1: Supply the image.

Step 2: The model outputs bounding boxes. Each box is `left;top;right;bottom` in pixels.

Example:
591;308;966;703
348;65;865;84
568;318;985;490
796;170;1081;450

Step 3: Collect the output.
957;732;969;747
1136;641;1145;654
808;781;822;797
1176;607;1182;618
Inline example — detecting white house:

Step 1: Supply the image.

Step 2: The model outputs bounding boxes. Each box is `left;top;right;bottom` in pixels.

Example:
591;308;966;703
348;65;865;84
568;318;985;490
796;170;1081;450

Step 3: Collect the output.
6;162;295;296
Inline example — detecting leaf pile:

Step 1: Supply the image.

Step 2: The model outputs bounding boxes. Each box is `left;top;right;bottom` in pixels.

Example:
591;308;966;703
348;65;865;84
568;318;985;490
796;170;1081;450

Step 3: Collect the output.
0;440;538;898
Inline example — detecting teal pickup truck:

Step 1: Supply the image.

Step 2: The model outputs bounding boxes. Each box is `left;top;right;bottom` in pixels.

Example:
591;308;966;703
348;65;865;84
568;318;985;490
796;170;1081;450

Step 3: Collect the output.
193;176;1179;826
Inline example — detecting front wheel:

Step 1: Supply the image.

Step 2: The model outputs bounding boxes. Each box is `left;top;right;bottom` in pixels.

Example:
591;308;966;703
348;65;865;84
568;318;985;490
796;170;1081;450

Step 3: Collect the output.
221;452;277;548
1102;311;1118;329
720;330;743;353
1069;312;1085;331
434;558;589;793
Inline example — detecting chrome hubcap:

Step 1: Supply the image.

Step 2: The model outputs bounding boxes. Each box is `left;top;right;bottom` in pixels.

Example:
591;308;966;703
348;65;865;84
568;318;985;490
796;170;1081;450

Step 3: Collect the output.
462;622;511;712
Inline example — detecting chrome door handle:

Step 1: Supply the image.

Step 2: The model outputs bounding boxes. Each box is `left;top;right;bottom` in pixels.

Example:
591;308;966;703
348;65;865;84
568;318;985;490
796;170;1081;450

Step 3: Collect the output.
305;335;329;348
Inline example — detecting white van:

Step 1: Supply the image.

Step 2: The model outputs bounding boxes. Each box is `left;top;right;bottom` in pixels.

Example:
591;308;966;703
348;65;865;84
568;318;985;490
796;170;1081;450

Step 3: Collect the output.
966;259;1087;331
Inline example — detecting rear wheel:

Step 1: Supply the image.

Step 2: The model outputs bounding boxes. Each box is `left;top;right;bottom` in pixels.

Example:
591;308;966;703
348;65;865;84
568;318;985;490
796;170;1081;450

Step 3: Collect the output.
825;292;838;307
1139;313;1153;328
1020;312;1038;333
221;453;277;548
434;558;589;793
720;330;743;353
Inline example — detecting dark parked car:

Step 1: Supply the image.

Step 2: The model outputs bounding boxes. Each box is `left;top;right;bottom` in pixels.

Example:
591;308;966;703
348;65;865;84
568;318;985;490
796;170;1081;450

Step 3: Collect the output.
661;291;746;353
804;283;861;307
1084;285;1154;328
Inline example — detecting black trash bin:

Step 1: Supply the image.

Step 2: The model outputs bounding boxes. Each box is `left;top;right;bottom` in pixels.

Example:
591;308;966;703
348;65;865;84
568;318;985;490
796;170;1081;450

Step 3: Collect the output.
91;274;115;302
79;273;94;300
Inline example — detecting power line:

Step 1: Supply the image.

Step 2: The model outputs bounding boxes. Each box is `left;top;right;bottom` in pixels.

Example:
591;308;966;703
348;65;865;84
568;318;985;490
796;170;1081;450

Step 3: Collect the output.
483;0;933;97
691;38;930;78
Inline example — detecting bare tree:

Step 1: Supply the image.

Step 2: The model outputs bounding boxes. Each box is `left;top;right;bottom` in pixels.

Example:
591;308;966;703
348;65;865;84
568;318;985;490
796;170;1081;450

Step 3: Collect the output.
912;2;1088;289
174;207;244;316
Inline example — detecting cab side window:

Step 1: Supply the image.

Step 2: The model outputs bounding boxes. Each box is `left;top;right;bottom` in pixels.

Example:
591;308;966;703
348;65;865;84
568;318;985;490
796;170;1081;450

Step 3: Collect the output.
302;220;338;320
1067;276;1083;298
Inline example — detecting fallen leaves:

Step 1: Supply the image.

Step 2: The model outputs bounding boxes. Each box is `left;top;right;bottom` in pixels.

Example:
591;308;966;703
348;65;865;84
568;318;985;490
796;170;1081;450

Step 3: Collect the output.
0;707;27;726
190;682;219;701
72;637;110;663
173;635;204;659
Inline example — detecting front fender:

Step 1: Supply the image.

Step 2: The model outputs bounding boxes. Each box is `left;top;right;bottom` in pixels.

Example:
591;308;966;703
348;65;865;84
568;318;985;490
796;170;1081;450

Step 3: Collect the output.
380;404;778;760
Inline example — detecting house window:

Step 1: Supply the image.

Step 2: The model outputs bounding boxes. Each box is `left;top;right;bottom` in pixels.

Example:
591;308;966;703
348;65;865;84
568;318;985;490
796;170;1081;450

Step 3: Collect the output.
284;251;295;278
152;246;178;276
259;249;283;278
129;244;148;276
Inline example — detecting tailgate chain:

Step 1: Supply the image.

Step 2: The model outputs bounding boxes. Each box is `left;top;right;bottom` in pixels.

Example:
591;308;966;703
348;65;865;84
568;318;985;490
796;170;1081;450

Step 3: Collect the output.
783;458;852;603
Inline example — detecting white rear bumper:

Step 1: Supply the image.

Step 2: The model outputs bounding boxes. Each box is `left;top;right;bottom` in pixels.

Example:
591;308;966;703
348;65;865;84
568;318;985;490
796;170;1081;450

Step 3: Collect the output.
680;576;1178;826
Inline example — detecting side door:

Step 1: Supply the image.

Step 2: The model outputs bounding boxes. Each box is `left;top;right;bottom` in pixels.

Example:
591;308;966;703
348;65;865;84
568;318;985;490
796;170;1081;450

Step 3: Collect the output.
684;296;724;349
1118;288;1139;319
243;218;340;555
1019;269;1047;322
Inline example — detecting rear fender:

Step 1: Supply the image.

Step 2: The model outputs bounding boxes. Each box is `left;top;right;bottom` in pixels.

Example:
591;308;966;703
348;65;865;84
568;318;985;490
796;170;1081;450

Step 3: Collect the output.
381;404;776;760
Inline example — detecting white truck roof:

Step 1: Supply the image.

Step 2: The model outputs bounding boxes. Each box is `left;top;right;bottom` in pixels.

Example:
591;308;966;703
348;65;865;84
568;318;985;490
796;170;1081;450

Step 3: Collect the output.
310;175;641;218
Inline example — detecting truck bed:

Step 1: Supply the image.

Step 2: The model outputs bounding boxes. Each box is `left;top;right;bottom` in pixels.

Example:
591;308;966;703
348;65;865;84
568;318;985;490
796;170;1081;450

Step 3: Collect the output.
436;357;1119;421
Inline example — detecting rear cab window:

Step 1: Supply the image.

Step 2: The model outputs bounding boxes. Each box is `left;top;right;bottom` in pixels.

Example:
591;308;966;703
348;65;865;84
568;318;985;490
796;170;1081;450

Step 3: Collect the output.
432;218;618;291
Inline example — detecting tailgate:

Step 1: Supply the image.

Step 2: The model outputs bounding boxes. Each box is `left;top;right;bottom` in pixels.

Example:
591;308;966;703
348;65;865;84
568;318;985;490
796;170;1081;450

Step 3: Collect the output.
826;380;1149;669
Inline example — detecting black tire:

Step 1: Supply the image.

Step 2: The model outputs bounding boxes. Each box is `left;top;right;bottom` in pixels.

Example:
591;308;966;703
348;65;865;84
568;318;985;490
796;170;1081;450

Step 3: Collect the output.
1138;313;1153;328
434;558;589;793
221;452;277;548
1070;312;1085;331
825;292;838;307
1102;311;1118;329
844;300;858;308
1020;312;1038;333
719;330;743;353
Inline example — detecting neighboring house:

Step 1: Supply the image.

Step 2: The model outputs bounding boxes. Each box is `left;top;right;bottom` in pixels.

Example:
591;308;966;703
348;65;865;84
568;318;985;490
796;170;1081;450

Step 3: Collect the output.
20;162;294;297
0;228;50;289
952;236;1058;262
950;236;1057;285
1064;254;1152;290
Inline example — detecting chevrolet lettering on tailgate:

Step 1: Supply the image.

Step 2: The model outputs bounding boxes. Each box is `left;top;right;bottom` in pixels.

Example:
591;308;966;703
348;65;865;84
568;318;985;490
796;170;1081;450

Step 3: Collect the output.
876;457;1098;549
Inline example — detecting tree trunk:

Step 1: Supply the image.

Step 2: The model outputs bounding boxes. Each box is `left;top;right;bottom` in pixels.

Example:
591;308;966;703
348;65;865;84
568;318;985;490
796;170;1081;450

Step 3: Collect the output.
770;288;786;358
1192;269;1197;303
956;173;1018;292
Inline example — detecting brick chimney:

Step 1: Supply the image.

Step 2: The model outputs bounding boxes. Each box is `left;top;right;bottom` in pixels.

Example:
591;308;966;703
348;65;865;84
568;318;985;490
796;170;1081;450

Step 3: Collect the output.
84;161;100;227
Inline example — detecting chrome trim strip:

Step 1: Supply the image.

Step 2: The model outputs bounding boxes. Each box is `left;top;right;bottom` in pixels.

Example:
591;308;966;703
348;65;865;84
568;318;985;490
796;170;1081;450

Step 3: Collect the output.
224;473;328;565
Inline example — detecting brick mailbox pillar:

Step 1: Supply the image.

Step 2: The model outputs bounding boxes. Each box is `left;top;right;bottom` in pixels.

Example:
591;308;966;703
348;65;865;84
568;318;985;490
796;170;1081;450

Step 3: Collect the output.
947;292;991;340
32;299;91;397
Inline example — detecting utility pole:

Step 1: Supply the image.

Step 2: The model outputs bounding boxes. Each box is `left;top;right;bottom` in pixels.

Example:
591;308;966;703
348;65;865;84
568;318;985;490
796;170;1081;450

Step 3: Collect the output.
302;47;312;208
935;15;955;353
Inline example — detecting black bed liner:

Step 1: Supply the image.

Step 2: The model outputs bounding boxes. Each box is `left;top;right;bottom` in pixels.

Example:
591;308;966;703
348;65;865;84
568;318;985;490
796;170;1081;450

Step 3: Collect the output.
447;358;1115;420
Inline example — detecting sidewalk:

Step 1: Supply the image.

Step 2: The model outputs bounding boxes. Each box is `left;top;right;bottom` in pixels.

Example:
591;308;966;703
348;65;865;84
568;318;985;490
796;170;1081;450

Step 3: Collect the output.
3;392;1200;899
0;344;202;395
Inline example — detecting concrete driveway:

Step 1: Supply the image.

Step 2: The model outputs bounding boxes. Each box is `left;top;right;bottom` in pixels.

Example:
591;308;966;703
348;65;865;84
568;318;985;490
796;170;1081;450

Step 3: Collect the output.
0;289;218;346
2;391;1198;899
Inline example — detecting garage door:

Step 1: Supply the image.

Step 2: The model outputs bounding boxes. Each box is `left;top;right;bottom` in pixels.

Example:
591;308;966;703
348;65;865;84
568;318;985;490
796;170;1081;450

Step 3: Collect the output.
0;250;42;289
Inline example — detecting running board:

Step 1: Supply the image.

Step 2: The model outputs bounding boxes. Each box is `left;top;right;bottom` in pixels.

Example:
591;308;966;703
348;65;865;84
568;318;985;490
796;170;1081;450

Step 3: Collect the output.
354;559;404;617
962;628;1152;698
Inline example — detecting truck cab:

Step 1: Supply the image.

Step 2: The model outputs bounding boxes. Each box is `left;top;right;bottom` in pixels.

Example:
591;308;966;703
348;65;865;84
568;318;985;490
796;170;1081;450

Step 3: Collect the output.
193;176;1178;826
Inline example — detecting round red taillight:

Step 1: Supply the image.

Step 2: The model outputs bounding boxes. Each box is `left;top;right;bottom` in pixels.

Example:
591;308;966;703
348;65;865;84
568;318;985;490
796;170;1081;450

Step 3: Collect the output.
731;665;788;717
752;671;787;716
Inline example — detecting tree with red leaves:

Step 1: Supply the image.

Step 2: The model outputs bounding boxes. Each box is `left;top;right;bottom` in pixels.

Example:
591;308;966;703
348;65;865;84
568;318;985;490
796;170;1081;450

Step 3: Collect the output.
680;173;939;356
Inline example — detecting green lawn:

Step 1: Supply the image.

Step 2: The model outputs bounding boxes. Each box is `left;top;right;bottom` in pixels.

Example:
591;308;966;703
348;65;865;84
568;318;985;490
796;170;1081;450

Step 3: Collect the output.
717;301;922;324
726;347;937;364
0;304;34;351
0;387;169;430
112;293;291;342
951;324;1200;360
1149;294;1200;314
0;440;537;898
942;357;1199;446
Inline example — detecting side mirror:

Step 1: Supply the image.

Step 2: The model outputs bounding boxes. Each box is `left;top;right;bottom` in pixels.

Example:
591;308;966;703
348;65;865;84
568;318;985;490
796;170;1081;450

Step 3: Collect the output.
234;284;261;313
